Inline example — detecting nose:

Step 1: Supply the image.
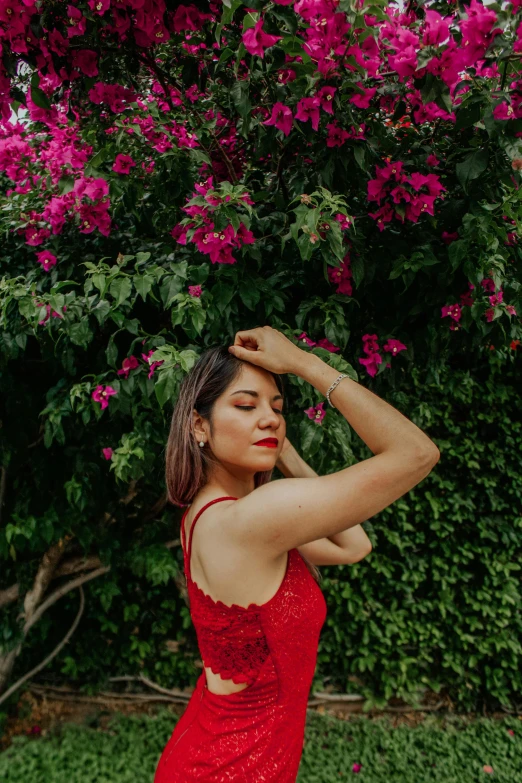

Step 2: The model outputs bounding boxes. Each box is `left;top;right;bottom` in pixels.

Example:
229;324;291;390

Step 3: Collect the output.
258;406;281;429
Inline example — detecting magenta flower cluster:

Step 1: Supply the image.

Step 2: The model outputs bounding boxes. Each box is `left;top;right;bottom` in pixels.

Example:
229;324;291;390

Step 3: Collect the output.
171;176;256;265
367;161;446;231
91;343;166;413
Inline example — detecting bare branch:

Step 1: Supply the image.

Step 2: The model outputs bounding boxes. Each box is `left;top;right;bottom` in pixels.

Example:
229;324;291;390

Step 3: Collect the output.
110;674;185;698
23;539;68;620
24;566;109;634
0;583;19;609
0;541;176;613
29;683;187;705
0;587;85;707
54;556;103;578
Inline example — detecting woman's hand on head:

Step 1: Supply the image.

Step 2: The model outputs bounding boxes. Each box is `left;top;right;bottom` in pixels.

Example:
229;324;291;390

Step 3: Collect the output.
228;326;305;375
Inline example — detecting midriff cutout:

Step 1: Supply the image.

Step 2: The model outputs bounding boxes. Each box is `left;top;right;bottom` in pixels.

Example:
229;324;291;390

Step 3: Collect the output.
204;666;250;696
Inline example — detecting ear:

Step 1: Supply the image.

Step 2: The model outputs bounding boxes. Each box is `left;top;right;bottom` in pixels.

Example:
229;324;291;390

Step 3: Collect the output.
192;408;206;441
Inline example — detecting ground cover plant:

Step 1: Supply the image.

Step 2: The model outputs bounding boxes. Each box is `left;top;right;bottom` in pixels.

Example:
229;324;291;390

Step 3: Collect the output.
0;710;521;783
1;0;521;714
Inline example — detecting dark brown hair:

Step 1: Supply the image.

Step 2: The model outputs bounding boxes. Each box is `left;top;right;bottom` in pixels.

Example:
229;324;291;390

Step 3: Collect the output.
165;345;321;585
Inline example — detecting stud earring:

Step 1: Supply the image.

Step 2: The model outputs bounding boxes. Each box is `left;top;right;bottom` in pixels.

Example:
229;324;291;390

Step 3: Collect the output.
199;440;205;448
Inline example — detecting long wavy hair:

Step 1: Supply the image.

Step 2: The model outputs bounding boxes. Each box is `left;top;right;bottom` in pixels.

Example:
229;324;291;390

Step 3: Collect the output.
165;345;321;585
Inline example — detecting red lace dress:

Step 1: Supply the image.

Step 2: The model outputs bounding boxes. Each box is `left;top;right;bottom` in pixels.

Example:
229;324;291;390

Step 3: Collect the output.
154;496;327;783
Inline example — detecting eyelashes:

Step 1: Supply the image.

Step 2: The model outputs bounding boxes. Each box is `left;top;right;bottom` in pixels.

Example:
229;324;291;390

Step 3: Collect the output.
236;406;284;414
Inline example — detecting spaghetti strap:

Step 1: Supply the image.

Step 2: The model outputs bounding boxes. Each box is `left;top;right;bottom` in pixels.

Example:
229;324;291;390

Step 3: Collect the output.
184;496;237;575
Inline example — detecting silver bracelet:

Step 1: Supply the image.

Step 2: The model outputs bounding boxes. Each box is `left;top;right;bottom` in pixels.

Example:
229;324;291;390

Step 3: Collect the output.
326;373;348;409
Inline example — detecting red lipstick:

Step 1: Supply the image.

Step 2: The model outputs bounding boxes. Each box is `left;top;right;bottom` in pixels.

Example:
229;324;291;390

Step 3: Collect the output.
254;438;278;448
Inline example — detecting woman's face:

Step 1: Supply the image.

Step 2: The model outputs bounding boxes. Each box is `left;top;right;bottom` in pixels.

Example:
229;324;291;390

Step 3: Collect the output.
196;363;286;476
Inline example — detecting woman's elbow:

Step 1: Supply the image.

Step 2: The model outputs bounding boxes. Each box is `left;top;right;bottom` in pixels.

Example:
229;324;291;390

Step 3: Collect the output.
349;543;372;563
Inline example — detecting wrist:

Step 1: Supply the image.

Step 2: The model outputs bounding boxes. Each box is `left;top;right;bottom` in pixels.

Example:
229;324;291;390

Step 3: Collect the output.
291;352;324;381
296;354;343;399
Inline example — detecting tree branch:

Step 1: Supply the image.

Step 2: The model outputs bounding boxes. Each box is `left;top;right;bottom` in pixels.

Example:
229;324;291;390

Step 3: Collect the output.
24;566;109;635
0;587;85;708
23;539;68;621
0;583;19;609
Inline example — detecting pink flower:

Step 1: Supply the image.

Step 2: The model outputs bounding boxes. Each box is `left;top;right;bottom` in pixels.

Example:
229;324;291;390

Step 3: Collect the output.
427;154;440;166
88;0;110;15
493;101;515;120
67;5;87;37
117;355;139;379
92;385;117;410
442;231;459;245
36;303;66;325
262;102;293;136
112;154;136;174
359;333;383;377
483;765;494;774
316;86;337;114
102;447;113;460
326;122;350;147
36;250;57;272
295;97;321;131
441;303;462;330
328;252;353;296
423;10;451;46
508;729;515;736
489;290;503;307
506;304;517;316
25;226;51;246
383;338;407;356
316;338;340;353
242;19;282;58
71;49;99;77
352;762;362;773
305;401;326;425
141;350;164;379
189;284;202;297
297;332;316;348
28;725;42;735
388;45;418;81
350;87;377;109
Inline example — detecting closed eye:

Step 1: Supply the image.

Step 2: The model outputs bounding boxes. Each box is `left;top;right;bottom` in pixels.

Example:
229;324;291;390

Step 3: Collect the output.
236;406;283;414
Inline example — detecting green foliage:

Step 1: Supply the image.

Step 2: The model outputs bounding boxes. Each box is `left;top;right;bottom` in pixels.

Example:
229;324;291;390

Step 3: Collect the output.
1;711;520;783
315;355;522;712
2;351;520;713
1;0;522;715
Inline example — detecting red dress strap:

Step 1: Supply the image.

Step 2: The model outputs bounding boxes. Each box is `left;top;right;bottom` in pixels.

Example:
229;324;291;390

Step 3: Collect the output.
183;497;238;576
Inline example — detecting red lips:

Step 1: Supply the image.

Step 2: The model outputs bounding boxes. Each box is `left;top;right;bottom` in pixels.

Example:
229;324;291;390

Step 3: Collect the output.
254;438;278;446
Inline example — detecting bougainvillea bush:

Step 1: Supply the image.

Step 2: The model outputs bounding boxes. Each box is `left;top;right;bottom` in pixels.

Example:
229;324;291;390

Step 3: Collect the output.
0;0;521;711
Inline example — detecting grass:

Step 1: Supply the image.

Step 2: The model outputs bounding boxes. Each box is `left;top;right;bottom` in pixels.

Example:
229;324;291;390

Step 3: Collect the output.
0;709;520;782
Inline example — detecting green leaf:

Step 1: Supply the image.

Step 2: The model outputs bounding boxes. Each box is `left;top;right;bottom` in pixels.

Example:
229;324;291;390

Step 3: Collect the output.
456;149;489;190
230;81;252;120
58;175;75;195
30;85;52;111
160;275;184;308
69;320;94;348
134;274;154;301
353;144;366;171
455;101;483;131
154;368;177;408
109;277;132;307
106;336;118;367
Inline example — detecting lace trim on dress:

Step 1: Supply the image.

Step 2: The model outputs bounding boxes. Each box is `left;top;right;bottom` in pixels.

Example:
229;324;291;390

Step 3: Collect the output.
181;497;290;686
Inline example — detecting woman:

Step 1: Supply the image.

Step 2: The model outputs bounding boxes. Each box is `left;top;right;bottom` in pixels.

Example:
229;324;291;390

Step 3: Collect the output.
155;326;440;782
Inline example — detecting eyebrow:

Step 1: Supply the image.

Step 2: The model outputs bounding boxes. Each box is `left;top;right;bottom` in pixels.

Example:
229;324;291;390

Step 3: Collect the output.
230;390;284;402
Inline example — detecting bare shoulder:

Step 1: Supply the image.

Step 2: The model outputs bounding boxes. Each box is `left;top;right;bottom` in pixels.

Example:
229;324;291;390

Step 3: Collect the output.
185;497;286;608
